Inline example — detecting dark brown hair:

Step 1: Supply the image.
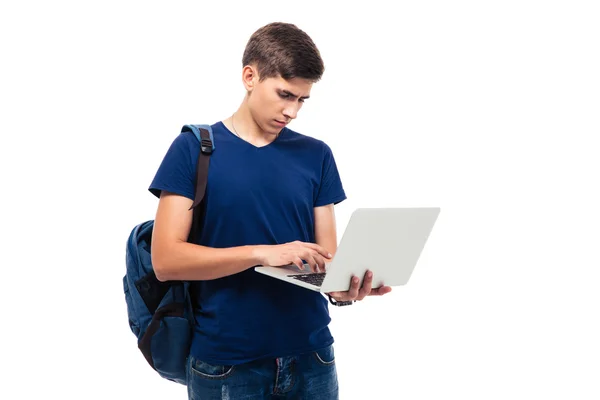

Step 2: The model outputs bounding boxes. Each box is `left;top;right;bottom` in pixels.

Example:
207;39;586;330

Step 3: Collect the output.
242;22;325;82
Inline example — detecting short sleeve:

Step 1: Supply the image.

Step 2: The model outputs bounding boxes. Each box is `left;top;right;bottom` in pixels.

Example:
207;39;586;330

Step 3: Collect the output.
314;143;347;207
148;133;196;200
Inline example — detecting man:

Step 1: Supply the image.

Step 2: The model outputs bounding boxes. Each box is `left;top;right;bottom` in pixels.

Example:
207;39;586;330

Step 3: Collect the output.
149;22;391;399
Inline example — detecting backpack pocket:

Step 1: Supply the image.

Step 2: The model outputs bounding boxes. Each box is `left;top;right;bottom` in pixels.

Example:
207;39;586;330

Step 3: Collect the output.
135;271;172;314
139;303;192;384
123;275;140;336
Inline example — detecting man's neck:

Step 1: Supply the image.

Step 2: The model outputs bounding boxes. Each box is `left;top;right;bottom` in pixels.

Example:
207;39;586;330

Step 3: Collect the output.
228;104;279;147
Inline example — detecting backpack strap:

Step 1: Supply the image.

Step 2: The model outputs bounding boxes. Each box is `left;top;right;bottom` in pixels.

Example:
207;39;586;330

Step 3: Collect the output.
180;124;215;243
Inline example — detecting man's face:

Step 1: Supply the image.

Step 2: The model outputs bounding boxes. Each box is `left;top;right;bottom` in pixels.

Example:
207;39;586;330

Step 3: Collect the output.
247;74;313;136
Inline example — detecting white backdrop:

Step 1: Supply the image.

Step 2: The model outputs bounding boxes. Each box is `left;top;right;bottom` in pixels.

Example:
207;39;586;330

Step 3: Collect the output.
1;1;599;399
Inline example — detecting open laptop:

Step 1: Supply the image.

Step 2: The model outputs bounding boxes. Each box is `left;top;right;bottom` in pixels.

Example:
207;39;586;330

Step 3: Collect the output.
254;207;440;293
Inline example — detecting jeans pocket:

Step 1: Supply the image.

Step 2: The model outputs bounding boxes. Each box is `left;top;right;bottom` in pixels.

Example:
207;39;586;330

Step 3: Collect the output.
313;345;336;366
189;356;235;380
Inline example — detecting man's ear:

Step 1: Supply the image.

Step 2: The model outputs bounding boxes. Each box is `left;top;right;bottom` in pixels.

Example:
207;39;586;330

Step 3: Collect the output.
242;65;258;91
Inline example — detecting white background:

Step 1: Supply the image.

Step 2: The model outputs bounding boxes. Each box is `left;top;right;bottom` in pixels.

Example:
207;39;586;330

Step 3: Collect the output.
1;0;599;399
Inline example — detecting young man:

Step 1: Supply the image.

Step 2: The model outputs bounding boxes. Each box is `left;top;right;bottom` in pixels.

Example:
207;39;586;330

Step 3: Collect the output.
149;22;391;399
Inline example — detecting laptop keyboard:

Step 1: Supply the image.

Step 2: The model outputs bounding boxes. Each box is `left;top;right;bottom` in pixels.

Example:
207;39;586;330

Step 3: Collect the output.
288;273;326;287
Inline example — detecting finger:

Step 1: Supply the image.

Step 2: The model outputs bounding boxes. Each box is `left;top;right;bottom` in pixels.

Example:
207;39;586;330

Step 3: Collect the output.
303;242;333;259
347;276;360;300
307;250;321;273
327;276;360;302
327;292;344;302
357;270;373;300
293;257;305;271
369;286;393;296
302;252;318;273
312;251;327;273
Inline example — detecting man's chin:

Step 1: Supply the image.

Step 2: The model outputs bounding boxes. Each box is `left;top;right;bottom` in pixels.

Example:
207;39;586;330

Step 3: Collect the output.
259;120;285;136
266;126;283;136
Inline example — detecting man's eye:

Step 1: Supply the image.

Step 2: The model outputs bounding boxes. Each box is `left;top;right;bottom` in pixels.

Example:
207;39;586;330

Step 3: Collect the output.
279;93;290;99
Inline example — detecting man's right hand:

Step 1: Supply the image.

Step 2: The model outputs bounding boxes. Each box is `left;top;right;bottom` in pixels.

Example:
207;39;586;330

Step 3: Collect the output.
253;241;333;273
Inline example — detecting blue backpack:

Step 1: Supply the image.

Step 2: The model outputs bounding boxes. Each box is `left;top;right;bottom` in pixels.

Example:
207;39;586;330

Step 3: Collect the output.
123;124;214;385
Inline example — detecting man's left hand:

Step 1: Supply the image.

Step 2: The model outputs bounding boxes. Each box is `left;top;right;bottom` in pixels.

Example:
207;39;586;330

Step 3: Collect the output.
327;270;392;302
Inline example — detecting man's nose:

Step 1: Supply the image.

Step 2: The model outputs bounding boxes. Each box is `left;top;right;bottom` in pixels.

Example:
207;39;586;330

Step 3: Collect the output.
283;104;299;120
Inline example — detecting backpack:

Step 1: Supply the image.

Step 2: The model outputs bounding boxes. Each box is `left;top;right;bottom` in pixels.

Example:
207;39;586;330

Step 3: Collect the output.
123;124;214;385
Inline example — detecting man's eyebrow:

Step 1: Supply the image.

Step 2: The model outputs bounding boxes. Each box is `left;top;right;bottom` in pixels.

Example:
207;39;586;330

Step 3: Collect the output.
281;89;310;100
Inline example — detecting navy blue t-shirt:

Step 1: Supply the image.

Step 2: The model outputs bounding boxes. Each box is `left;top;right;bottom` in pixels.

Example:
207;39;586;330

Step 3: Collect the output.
149;121;346;365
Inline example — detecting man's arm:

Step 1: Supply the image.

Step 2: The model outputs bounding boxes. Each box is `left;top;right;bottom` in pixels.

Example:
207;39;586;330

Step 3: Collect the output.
314;204;339;261
151;192;261;281
151;191;332;281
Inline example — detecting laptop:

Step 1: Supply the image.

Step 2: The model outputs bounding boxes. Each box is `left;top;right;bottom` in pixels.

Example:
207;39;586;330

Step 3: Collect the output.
254;207;440;293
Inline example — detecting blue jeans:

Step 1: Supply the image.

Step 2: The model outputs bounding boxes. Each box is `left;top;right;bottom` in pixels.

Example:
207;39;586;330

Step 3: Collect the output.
186;345;339;399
